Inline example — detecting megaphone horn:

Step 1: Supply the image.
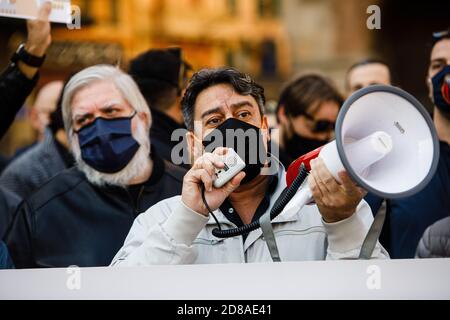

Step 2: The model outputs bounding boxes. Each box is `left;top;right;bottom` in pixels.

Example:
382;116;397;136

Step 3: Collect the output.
287;85;440;199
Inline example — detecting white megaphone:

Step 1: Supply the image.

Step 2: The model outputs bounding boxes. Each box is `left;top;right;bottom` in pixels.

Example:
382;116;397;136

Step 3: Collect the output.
285;85;440;211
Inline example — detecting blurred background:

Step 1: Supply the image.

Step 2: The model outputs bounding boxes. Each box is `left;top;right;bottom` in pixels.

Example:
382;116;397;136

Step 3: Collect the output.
0;0;449;157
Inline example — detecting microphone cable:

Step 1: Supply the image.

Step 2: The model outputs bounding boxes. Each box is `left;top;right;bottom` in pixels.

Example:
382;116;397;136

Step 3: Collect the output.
201;163;309;239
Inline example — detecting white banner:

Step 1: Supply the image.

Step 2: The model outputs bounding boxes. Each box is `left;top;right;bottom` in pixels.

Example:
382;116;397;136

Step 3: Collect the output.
1;258;450;299
0;0;72;24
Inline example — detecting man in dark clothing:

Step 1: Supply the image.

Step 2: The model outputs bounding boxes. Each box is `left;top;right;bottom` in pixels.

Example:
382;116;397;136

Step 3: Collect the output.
276;74;343;168
366;29;450;258
129;48;192;167
0;4;52;269
5;151;184;268
0;3;52;139
4;65;186;268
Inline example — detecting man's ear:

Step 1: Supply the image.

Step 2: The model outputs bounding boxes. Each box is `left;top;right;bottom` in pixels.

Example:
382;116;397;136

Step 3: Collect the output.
186;130;203;164
261;115;271;146
261;115;269;129
139;111;151;128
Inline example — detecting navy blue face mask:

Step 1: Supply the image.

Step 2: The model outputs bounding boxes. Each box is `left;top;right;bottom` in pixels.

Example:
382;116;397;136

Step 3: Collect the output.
431;65;450;112
75;112;140;174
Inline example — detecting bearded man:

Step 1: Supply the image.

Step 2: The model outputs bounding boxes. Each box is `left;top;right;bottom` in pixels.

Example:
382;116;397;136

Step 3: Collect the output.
4;65;185;268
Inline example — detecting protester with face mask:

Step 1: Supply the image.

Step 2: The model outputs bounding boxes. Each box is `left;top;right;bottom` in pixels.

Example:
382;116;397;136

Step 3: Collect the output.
276;74;343;168
368;29;450;259
112;68;388;266
4;65;186;268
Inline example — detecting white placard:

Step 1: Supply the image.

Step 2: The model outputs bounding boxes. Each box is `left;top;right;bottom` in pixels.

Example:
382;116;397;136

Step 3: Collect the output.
1;259;450;299
0;0;72;24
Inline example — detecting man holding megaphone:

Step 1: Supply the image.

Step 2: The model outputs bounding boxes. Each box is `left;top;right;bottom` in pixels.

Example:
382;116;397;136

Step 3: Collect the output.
112;68;391;266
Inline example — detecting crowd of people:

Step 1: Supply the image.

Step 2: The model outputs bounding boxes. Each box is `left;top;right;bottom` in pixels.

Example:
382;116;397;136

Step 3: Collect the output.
0;3;449;269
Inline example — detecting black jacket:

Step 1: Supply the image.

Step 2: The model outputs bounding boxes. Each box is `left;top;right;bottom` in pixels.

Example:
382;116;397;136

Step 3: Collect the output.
0;64;39;139
4;154;186;268
150;109;190;169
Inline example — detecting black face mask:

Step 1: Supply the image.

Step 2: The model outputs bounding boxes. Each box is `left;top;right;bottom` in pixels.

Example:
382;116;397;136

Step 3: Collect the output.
202;118;267;185
282;129;328;161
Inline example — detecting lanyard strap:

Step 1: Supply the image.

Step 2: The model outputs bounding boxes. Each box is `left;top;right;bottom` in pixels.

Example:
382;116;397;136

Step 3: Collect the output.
359;205;386;259
260;211;281;262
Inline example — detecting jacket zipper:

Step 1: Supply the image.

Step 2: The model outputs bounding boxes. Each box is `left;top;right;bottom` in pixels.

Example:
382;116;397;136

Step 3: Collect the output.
125;186;145;216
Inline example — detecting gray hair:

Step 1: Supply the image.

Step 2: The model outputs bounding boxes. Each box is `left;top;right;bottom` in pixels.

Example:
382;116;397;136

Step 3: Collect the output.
62;64;151;139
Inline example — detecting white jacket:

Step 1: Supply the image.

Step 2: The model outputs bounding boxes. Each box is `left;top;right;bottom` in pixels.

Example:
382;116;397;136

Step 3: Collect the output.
111;168;389;266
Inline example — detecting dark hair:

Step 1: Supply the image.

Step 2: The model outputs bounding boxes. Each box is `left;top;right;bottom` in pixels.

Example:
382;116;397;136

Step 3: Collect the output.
133;78;178;112
277;74;343;120
50;75;75;135
181;67;266;131
129;48;191;112
49;91;64;135
432;28;450;47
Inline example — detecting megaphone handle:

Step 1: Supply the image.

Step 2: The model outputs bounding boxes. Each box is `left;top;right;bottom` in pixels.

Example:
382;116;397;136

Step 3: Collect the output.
282;186;313;214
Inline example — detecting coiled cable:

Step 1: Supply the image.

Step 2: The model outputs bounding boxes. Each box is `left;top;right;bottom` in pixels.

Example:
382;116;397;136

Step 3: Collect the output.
201;163;309;239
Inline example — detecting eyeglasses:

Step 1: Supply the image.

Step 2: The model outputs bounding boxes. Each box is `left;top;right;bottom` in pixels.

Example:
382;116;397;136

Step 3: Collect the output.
432;29;450;45
301;112;335;133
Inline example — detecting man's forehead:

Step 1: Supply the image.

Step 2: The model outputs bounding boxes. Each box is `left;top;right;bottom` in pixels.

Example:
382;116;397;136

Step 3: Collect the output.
195;84;256;114
72;82;123;109
351;63;390;78
431;39;450;61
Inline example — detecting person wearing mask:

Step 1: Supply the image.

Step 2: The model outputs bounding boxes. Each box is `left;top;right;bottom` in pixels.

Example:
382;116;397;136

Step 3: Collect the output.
371;29;450;258
129;48;192;167
0;81;74;199
276;74;343;168
4;65;186;268
346;59;392;95
112;68;388;266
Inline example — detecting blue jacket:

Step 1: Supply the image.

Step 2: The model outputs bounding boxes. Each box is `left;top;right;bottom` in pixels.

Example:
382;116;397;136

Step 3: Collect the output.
366;141;450;258
0;241;14;269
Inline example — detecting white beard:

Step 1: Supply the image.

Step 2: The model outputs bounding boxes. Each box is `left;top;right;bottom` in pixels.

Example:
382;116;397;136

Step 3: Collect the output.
71;118;152;188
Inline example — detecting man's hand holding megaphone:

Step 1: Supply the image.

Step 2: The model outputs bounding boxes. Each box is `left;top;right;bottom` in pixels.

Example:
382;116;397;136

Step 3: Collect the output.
181;147;246;216
309;158;367;223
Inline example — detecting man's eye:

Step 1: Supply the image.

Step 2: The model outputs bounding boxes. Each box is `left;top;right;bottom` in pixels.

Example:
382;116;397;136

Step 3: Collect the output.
238;111;251;119
76;118;87;126
431;63;444;70
206;118;222;126
105;108;117;115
